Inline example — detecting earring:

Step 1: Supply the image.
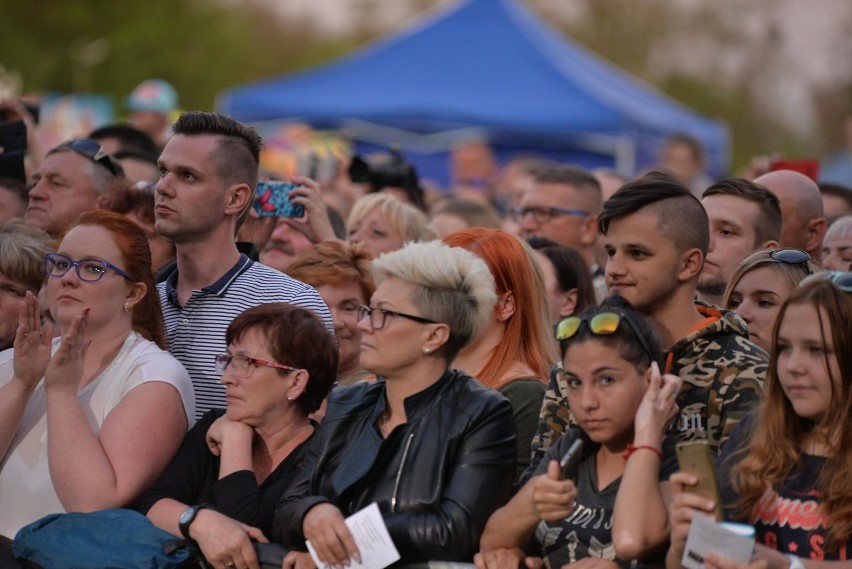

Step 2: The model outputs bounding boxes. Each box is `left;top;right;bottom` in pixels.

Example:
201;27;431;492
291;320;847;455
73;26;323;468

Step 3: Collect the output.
423;347;430;354
123;302;131;312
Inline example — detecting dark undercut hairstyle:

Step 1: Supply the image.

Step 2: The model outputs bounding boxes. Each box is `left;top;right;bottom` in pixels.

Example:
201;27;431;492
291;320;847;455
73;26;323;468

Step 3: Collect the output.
702;177;781;247
172;112;263;228
598;169;709;256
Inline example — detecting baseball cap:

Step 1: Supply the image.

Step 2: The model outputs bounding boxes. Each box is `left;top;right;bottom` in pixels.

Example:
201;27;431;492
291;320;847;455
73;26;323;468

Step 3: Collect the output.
125;79;178;113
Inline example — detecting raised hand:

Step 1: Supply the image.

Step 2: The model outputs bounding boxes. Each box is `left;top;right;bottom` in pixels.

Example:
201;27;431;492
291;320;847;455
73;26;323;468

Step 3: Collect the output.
12;292;54;390
531;459;578;522
43;308;90;394
634;362;681;445
286;177;337;244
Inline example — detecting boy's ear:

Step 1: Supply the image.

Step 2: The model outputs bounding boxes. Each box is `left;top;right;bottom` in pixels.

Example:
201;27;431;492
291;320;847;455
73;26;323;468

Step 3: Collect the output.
679;248;704;282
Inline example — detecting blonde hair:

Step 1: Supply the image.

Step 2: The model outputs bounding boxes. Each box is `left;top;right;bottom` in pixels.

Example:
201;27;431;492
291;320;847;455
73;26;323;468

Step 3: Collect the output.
825;215;852;242
372;240;496;362
347;193;435;243
723;249;818;309
0;221;54;292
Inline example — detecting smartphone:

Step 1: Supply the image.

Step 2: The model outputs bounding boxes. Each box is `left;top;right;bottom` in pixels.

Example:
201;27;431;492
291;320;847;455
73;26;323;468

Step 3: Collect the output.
253;181;305;218
559;437;584;480
675;440;724;520
0;120;27;183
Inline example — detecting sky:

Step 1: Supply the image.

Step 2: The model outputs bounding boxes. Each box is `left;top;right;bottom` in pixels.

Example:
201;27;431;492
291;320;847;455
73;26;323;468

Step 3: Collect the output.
264;0;852;138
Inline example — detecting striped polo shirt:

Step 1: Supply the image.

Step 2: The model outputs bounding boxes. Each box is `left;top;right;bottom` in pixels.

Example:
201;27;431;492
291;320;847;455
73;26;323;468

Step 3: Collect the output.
158;254;333;419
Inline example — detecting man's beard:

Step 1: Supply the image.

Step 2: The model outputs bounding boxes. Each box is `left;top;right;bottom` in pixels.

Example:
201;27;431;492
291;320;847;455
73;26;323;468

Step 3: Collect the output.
697;274;727;298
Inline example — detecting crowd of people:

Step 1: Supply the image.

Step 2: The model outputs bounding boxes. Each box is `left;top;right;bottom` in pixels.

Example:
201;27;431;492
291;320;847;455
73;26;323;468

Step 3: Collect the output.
0;92;850;569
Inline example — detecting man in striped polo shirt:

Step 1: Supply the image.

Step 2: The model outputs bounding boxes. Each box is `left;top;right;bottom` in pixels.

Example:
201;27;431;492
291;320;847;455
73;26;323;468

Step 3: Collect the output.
154;111;332;419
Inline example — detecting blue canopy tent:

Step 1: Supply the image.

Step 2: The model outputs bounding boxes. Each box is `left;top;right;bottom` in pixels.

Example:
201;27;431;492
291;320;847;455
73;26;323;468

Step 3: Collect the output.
217;0;729;187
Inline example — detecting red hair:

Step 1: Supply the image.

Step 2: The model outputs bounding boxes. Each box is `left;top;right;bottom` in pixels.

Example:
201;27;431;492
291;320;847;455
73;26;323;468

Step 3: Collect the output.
443;228;554;388
70;210;166;348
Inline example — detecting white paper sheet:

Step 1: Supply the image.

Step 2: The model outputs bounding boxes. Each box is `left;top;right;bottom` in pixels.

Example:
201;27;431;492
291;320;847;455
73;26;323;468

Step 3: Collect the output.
682;514;755;569
307;503;401;569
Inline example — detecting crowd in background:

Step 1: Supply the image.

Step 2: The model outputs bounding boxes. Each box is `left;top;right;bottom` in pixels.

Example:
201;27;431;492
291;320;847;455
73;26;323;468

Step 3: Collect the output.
0;78;850;569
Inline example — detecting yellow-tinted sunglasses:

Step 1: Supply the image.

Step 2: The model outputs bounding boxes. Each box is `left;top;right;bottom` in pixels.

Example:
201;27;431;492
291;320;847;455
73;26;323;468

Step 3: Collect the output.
555;311;655;362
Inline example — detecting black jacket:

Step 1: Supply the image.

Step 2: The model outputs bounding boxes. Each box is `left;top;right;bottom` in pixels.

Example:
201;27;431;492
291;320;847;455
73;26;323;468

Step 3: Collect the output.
272;369;516;563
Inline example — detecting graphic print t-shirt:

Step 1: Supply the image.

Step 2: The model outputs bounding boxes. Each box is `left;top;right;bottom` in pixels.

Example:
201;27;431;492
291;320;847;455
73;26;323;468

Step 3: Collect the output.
531;431;672;569
749;454;850;560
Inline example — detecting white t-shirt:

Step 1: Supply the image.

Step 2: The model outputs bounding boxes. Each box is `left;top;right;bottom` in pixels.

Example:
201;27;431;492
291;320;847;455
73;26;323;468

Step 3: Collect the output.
0;330;194;537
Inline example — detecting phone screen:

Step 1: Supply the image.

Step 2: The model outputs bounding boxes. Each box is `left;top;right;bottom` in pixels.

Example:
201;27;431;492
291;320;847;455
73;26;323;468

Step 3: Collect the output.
253;181;305;218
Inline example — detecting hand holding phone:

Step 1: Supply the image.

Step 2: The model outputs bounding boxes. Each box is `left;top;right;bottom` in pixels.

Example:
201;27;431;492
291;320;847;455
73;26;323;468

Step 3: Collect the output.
253;181;305;218
559;438;584;481
675;440;724;520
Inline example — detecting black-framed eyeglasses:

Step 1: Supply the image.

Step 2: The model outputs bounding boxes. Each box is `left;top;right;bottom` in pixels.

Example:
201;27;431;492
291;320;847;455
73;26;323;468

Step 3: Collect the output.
769;248;812;275
510;206;589;224
357;305;439;330
214;354;301;377
45;253;134;283
60;138;122;177
555;311;655;363
801;271;852;292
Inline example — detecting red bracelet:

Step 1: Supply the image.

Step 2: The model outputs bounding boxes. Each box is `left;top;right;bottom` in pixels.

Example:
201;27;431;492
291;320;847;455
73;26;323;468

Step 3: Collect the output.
622;444;663;460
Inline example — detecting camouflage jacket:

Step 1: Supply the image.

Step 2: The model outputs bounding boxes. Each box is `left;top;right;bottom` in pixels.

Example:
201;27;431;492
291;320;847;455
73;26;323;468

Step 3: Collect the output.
528;302;768;473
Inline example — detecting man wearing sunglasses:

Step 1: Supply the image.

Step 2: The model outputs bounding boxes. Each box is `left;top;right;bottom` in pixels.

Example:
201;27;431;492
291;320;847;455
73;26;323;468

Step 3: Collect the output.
154;111;332;420
596;170;766;455
697;178;781;307
25;139;125;236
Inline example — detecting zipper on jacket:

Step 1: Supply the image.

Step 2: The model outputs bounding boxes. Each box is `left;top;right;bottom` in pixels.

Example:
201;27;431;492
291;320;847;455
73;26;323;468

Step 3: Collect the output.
391;432;415;513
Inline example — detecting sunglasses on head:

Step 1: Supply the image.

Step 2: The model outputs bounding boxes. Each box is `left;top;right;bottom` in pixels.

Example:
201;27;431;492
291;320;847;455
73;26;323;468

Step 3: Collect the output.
60;138;122;177
768;248;812;274
801;271;852;292
555;311;654;363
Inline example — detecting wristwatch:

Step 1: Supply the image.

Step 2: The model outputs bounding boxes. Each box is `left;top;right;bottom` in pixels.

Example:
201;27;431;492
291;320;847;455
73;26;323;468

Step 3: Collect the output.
786;554;806;569
178;503;213;539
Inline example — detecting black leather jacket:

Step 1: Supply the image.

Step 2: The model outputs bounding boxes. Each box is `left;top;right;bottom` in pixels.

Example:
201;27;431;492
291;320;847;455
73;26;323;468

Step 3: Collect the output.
272;369;516;563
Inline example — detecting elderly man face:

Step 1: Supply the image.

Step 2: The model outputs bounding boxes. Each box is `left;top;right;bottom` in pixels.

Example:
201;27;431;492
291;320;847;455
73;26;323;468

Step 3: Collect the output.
25;150;105;235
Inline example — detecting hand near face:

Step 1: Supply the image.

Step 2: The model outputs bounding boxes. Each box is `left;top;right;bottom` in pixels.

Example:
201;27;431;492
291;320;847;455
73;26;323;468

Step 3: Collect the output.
301;503;361;568
237;208;277;252
633;361;681;444
12;292;54;390
531;460;578;522
206;413;255;457
43;307;90;393
286;177;337;245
